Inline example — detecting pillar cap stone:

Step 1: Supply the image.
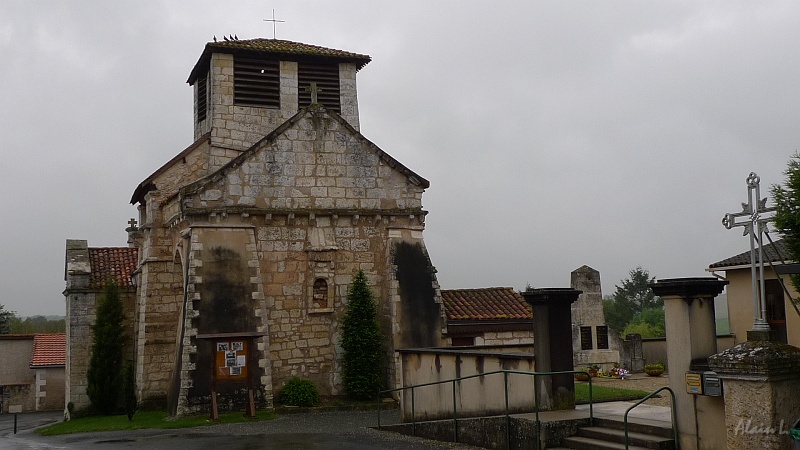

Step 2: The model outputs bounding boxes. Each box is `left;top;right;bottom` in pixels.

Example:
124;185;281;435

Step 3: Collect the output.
708;340;800;378
521;288;582;306
649;277;728;300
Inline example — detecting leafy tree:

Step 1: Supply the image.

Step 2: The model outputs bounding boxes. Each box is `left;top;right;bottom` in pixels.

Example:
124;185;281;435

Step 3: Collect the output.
772;152;800;291
341;270;384;400
603;267;661;334
622;307;666;338
0;304;14;334
87;280;126;415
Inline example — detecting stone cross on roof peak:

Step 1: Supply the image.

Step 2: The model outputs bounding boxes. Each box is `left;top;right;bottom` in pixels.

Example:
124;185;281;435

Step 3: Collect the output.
305;82;322;104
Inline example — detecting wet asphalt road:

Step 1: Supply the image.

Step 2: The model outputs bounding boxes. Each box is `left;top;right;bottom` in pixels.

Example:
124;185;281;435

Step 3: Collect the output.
0;410;480;450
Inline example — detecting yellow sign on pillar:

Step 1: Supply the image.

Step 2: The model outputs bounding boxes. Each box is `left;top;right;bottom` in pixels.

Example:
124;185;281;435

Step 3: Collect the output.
685;372;703;395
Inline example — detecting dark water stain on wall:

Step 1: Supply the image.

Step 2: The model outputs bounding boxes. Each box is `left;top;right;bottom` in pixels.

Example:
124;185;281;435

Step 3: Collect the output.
393;241;441;349
189;246;258;404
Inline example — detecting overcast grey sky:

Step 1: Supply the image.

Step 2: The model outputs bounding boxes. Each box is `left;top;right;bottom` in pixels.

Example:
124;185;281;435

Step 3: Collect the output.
1;1;799;317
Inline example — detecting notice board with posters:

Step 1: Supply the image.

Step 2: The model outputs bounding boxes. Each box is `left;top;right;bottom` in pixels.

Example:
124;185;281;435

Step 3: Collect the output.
197;332;266;420
214;339;248;380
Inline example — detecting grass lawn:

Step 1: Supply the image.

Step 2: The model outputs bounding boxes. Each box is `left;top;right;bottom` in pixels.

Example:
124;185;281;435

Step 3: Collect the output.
575;383;650;403
37;410;276;436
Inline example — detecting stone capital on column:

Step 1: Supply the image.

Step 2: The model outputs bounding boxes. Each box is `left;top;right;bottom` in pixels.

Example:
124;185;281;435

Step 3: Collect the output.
649;277;728;304
521;288;582;306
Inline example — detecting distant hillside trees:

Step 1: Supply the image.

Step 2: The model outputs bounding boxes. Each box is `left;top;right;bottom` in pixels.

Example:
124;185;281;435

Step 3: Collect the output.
0;304;13;334
603;267;665;338
9;315;66;334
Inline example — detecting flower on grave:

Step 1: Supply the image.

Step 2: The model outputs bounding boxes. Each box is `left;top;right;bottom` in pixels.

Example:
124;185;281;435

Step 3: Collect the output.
609;367;630;378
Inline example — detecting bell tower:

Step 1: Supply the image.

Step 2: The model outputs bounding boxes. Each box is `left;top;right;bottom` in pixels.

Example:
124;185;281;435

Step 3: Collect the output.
187;38;371;171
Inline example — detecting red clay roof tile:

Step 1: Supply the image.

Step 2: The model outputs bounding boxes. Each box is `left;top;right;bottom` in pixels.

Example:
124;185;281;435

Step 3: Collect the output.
30;334;66;367
441;287;532;321
89;247;138;289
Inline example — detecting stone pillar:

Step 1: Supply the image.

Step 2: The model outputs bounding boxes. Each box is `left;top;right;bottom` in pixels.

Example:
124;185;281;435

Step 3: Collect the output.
522;288;582;411
650;277;728;450
709;338;800;449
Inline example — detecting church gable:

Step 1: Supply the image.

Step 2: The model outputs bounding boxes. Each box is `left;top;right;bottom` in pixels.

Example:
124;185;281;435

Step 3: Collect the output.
179;106;428;215
131;134;211;205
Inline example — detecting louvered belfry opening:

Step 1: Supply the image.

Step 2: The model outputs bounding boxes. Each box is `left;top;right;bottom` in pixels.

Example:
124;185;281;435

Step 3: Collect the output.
298;62;340;113
196;73;208;123
233;57;280;108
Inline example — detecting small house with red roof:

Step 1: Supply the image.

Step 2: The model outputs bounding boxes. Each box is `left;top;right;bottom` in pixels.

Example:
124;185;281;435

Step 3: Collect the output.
440;287;534;347
0;333;65;413
66;37;446;416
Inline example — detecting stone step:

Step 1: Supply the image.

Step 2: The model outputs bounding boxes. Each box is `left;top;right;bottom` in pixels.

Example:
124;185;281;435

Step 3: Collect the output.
592;417;675;439
560;435;651;450
578;426;675;449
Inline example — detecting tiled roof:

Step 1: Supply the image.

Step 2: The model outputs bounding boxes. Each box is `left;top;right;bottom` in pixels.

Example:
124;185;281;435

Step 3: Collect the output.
441;288;532;321
89;247;138;289
188;38;371;84
30;334;66;367
709;239;790;269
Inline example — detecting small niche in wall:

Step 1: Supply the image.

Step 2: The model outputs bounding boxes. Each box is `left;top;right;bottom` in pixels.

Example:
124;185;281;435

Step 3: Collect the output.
310;277;334;313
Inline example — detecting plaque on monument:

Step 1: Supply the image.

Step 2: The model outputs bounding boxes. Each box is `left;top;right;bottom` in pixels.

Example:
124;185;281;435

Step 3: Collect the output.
596;326;609;350
580;326;593;350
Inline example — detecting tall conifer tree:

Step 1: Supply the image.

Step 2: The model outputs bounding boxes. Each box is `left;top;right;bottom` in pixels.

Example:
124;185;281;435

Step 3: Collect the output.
341;270;384;400
87;280;126;414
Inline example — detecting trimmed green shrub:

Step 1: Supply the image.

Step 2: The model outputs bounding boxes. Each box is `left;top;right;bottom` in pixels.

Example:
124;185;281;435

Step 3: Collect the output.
341;270;384;400
277;377;320;407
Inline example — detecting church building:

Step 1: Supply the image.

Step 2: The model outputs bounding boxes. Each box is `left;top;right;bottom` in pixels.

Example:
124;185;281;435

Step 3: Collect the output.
65;38;445;416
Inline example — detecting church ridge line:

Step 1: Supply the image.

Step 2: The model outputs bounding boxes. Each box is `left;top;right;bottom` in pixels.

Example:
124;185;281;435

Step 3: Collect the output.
188;38;371;85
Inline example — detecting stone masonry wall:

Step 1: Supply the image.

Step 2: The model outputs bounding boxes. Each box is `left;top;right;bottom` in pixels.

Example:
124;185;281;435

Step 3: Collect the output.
35;368;65;411
133;210;184;408
185;110;424;213
135;257;182;407
476;330;535;346
197;52;360;152
66;291;95;411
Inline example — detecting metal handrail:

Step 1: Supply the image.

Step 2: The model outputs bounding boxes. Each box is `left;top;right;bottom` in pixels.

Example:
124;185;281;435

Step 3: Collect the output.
377;369;594;450
623;386;679;450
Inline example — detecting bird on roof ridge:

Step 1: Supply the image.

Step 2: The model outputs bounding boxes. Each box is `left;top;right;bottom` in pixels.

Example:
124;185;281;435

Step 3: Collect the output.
223;35;229;42
213;35;217;42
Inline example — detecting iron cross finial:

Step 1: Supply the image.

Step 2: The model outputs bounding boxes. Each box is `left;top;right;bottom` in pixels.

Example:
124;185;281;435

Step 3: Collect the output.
721;172;777;335
127;218;138;229
263;9;285;40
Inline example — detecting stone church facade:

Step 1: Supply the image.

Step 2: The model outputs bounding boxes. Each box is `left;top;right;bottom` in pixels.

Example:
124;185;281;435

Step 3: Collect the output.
66;38;445;415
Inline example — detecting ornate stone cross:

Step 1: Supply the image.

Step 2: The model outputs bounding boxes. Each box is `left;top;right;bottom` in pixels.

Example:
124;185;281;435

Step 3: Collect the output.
263;9;285;40
722;172;777;333
305;82;322;104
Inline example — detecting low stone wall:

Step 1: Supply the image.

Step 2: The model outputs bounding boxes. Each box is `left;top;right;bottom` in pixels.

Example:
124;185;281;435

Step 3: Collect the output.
380;415;588;450
641;335;736;368
398;348;536;422
2;384;34;413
